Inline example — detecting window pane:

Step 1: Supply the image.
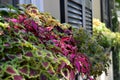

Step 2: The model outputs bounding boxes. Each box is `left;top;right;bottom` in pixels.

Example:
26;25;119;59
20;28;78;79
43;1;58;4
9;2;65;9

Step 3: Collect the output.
0;0;13;8
0;0;19;8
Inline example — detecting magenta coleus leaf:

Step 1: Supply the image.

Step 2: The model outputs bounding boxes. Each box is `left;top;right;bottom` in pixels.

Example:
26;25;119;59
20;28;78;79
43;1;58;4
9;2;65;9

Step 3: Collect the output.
6;66;17;75
40;74;47;80
47;66;55;75
42;62;49;68
9;18;18;23
61;37;70;42
13;75;24;80
29;68;38;77
3;43;10;47
74;53;91;75
69;70;75;80
31;20;38;31
18;14;27;23
58;62;66;72
7;54;16;60
75;61;81;72
25;52;33;57
46;26;54;31
48;69;54;75
19;66;28;75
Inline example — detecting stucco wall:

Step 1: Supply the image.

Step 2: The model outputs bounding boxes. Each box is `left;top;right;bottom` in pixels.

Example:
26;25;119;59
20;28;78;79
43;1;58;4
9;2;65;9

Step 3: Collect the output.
43;0;60;20
93;0;101;20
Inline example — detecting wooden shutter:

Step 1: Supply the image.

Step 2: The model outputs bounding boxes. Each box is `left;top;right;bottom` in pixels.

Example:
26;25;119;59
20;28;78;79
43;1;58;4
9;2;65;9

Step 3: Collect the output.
67;0;83;28
60;0;93;33
85;0;92;33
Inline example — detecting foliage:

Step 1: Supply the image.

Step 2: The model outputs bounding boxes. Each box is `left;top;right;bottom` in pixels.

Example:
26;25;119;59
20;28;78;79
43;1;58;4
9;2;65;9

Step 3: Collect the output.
0;4;92;80
93;18;120;79
112;9;119;32
73;28;111;78
93;19;120;48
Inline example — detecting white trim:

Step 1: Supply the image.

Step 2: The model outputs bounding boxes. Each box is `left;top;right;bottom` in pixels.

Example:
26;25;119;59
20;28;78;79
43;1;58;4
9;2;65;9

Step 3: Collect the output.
19;0;24;4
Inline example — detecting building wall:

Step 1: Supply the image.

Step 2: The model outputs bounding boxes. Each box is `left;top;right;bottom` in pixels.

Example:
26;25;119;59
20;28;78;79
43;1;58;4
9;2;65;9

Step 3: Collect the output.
43;0;60;20
93;0;101;20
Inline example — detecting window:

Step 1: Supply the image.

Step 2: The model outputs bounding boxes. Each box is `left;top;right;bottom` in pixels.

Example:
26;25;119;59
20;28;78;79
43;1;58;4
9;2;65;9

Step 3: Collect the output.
0;0;18;8
60;0;83;28
60;0;93;33
101;0;112;28
0;0;44;11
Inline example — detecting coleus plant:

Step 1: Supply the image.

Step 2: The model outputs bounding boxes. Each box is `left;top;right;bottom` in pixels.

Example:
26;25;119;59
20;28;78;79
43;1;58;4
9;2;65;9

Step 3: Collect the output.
0;4;92;80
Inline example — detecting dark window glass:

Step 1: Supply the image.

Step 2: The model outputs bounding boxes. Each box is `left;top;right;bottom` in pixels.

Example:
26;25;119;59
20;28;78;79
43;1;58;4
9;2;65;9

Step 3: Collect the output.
0;0;19;8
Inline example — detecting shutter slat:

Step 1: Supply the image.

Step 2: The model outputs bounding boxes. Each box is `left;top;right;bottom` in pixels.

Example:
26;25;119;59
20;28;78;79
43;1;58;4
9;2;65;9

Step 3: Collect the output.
85;4;92;33
68;12;82;19
68;7;82;15
68;1;82;11
67;0;83;28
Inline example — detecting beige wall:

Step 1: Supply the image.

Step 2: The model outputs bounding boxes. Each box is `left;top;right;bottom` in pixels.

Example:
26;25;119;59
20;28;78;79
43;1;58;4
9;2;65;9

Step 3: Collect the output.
43;0;60;20
93;0;101;20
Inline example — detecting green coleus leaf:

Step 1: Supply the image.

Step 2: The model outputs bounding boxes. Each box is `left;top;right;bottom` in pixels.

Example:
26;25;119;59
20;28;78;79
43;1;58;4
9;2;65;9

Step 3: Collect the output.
20;41;37;50
0;67;3;76
5;65;18;75
0;22;8;28
57;55;72;67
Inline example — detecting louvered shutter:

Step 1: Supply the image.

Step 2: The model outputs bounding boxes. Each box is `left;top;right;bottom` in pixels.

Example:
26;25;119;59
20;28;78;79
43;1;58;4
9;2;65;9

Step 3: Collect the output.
60;0;93;33
85;0;92;33
67;0;83;28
